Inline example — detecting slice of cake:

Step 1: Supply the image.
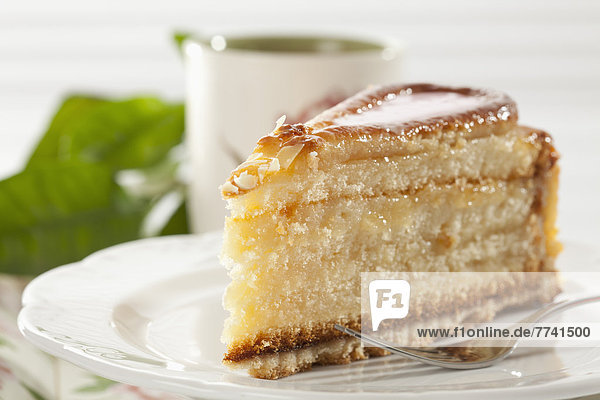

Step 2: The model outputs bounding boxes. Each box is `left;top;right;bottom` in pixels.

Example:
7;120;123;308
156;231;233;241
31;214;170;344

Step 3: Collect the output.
219;83;561;379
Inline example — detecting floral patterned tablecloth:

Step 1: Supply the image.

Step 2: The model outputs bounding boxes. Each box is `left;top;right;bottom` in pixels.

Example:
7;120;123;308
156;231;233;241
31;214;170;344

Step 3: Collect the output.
0;275;189;400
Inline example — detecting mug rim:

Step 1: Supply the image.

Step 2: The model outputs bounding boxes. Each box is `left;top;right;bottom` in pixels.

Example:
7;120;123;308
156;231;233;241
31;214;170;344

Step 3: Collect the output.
182;30;403;59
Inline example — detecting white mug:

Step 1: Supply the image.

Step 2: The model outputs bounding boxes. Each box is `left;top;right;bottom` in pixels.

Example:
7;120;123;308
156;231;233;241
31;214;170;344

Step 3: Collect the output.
184;33;403;232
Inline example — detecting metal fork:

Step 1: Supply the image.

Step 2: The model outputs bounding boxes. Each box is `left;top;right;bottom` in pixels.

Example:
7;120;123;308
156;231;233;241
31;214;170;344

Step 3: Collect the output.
335;295;600;370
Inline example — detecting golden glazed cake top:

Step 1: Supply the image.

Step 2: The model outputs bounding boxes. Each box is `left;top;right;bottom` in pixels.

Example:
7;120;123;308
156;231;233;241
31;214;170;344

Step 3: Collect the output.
221;83;518;198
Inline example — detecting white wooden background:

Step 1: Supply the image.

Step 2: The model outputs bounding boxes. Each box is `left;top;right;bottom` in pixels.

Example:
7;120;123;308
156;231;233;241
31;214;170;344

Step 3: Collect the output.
1;0;599;243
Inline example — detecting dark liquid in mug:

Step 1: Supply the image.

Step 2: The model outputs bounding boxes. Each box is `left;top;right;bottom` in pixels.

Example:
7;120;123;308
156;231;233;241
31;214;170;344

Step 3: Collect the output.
217;36;385;53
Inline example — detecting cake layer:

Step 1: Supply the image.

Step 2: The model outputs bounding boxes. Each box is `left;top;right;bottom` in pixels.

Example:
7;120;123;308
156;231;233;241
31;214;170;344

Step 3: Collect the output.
224;177;539;271
224;127;547;218
226;336;379;380
221;84;520;203
221;176;555;346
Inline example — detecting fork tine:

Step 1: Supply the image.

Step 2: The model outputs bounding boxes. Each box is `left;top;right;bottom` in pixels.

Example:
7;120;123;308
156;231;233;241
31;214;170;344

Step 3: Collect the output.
334;324;495;368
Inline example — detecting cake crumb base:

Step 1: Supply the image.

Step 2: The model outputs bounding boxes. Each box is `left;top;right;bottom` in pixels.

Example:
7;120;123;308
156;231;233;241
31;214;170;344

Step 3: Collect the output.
224;336;385;379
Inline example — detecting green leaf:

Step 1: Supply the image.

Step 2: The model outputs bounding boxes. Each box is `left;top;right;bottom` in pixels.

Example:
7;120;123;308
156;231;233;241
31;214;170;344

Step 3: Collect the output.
0;335;14;349
0;161;147;275
26;96;109;164
22;383;49;400
76;376;118;393
27;96;184;172
160;200;189;236
2;95;188;276
173;31;193;54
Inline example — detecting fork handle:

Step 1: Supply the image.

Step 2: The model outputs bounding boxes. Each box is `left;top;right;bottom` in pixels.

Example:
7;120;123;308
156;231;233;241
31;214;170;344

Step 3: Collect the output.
531;295;600;323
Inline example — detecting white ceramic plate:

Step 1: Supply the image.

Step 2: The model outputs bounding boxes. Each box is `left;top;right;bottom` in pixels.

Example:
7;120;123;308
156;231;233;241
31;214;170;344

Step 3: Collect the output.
18;232;600;399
